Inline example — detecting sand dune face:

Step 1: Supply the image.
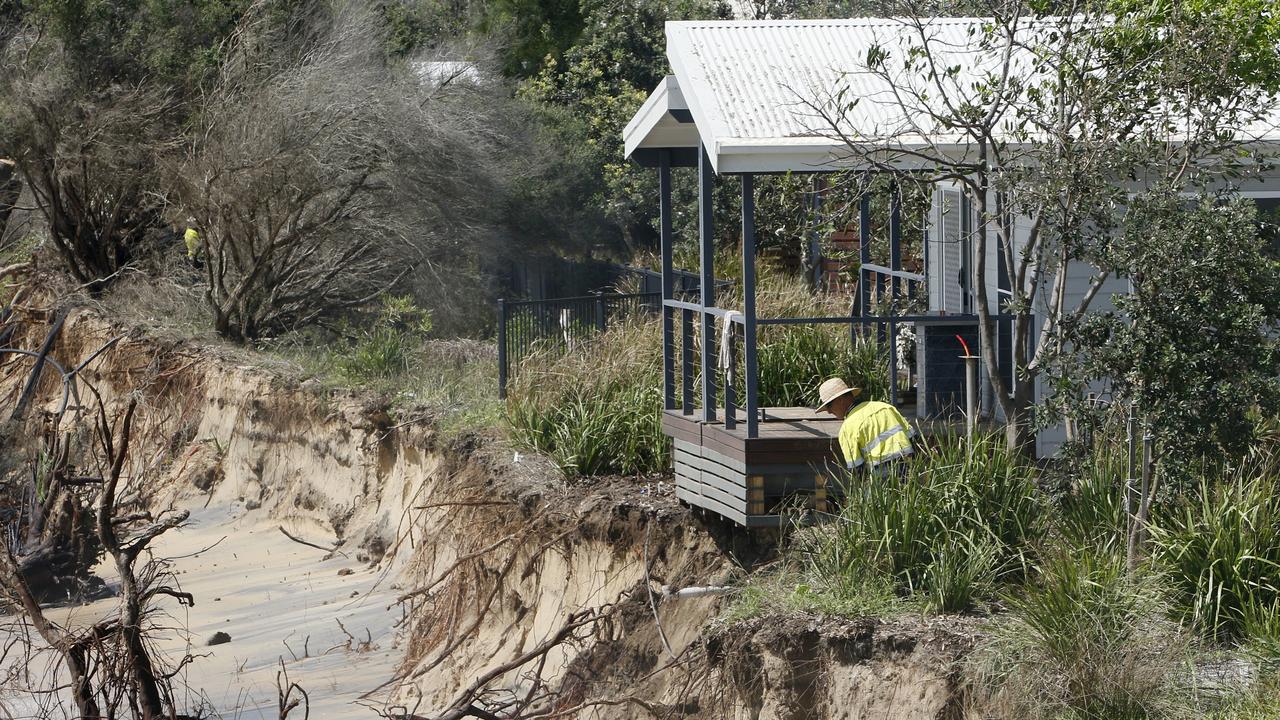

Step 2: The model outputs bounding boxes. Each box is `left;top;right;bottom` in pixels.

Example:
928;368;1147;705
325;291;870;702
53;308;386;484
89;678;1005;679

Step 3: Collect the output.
1;309;970;719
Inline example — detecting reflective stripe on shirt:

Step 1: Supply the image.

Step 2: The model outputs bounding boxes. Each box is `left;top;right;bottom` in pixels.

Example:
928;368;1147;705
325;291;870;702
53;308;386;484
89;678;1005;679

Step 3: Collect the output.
862;424;910;456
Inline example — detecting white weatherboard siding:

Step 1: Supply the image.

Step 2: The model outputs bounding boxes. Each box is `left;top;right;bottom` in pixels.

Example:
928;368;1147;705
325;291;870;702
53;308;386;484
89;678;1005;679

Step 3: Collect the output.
1031;265;1130;457
924;189;1133;454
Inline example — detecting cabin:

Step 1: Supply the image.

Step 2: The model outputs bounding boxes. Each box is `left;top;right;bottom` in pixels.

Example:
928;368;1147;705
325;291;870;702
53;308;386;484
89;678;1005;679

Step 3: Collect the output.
622;18;1280;526
622;18;993;527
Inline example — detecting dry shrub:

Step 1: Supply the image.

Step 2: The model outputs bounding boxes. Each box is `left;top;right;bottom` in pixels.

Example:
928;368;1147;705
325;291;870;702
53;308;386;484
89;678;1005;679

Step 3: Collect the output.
0;39;175;292
170;1;525;341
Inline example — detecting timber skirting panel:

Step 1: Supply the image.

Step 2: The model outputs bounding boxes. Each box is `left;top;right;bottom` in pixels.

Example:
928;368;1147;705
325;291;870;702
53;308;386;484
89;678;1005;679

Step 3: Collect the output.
672;439;838;528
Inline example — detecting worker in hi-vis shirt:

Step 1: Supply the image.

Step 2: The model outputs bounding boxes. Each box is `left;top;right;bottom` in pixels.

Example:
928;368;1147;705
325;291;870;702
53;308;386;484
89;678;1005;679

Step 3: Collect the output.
815;377;914;473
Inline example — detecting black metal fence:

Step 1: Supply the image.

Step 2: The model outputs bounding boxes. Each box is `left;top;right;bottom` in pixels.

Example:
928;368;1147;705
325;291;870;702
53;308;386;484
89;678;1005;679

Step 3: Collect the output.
623;266;732;296
497;292;660;397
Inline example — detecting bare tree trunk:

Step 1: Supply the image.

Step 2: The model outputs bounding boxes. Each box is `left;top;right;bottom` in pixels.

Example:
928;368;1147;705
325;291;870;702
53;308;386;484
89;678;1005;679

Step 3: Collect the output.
0;546;101;718
969;181;1037;455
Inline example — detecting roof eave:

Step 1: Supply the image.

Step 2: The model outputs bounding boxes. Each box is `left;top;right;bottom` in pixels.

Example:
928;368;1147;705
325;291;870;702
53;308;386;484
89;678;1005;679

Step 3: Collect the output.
624;76;700;159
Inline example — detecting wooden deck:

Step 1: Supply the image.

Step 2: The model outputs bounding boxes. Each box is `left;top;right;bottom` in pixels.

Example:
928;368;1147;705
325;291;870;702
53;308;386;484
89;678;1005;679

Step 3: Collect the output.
664;407;847;528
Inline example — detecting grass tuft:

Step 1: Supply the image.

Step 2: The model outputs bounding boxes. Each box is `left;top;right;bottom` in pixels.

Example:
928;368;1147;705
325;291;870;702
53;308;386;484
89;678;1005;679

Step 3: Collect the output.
969;550;1190;720
1150;463;1280;641
774;433;1043;614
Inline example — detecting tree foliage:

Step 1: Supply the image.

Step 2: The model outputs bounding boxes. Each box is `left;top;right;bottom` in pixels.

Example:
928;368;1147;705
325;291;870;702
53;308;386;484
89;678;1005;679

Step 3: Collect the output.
21;0;251;88
519;0;730;249
1065;194;1280;471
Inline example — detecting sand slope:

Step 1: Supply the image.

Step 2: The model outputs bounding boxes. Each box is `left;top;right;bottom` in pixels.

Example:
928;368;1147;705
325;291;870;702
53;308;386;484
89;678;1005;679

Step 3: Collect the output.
2;503;405;719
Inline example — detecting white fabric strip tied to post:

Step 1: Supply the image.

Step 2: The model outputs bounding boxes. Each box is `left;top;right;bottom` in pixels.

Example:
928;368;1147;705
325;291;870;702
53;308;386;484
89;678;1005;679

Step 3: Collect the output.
719;311;742;372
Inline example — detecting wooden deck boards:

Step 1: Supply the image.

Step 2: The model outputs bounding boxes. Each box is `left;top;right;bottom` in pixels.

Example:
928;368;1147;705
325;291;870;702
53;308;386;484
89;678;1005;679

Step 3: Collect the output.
662;407;845;467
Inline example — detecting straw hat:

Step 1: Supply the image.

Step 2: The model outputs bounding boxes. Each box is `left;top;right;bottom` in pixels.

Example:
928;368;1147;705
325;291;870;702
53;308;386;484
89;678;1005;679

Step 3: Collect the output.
816;377;861;412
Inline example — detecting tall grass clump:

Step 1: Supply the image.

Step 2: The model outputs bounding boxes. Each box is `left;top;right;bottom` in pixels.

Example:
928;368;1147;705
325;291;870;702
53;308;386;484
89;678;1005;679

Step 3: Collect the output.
969;550;1190;720
1149;463;1280;641
732;270;889;406
802;433;1043;612
1055;432;1131;555
754;326;886;406
506;319;667;476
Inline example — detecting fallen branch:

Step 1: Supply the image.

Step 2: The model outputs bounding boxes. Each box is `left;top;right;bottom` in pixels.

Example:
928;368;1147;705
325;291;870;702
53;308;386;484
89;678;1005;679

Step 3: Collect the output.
278;526;339;554
435;593;633;720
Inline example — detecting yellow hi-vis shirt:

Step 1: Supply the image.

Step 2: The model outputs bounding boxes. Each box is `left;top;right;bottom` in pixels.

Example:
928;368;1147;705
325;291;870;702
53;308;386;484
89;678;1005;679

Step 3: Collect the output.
838;400;914;469
183;228;200;258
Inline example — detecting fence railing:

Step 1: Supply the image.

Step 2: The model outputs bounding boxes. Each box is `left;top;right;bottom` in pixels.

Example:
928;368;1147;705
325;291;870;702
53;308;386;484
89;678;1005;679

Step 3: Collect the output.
497;292;661;397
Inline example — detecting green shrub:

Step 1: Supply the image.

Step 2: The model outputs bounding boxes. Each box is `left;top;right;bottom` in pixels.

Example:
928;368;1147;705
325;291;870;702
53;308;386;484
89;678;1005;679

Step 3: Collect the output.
1150;465;1280;641
970;550;1189;720
804;433;1043;612
335;295;433;383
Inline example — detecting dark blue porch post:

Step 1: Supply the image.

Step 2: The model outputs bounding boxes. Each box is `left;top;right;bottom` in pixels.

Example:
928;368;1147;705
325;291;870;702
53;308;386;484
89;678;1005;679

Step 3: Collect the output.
742;174;759;438
659;150;675;411
858;192;871;317
699;145;717;422
888;183;902;406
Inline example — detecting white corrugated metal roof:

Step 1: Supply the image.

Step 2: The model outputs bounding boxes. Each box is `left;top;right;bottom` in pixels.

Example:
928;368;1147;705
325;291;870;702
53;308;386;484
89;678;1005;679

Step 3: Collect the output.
663;17;1043;172
631;17;1280;173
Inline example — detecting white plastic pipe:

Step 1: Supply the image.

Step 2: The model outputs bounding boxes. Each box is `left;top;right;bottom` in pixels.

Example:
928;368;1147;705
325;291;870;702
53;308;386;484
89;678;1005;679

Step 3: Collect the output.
961;354;979;450
662;585;734;600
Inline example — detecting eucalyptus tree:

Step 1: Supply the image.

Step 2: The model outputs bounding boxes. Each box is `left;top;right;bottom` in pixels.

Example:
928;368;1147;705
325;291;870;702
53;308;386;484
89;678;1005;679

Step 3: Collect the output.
0;0;251;292
808;0;1280;451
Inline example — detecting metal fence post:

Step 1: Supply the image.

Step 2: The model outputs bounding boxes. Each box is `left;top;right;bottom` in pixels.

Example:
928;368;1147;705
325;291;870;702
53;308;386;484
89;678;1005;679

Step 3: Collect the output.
595;291;606;333
497;298;508;399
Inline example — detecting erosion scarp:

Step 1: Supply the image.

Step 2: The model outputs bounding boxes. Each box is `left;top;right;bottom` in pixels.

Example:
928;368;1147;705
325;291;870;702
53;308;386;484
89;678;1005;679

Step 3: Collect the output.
0;306;975;718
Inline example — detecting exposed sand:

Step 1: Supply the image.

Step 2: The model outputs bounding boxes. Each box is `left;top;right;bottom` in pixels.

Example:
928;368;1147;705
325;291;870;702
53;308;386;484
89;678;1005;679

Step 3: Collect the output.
1;504;406;719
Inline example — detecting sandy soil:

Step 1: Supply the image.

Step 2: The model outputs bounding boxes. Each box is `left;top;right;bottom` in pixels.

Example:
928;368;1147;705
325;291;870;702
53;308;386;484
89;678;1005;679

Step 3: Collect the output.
1;504;406;720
